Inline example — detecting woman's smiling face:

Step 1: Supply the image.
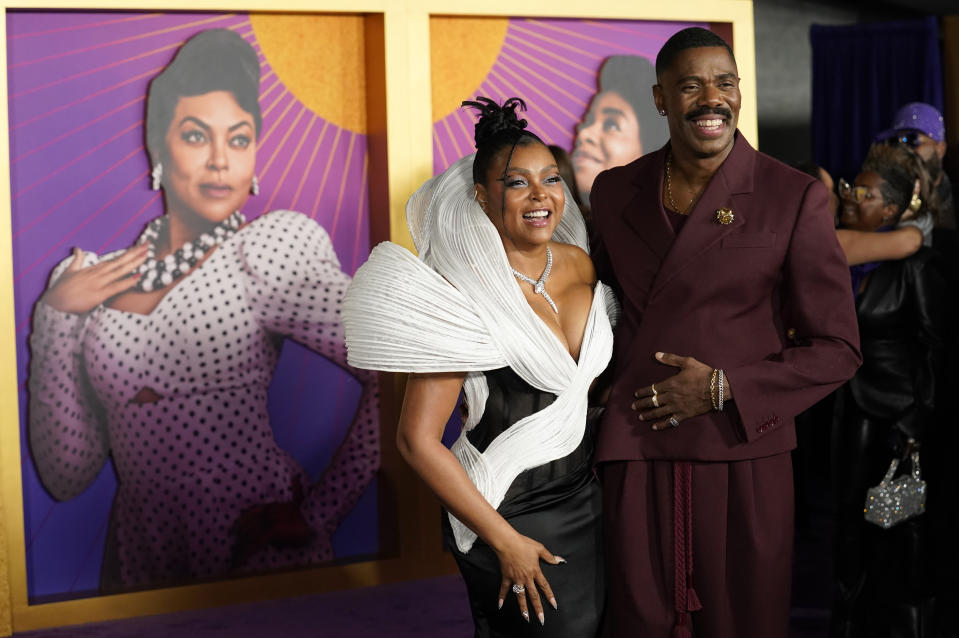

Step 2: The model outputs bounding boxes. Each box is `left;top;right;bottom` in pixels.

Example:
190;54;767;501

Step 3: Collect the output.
162;90;257;225
840;170;901;231
572;90;642;199
478;142;565;251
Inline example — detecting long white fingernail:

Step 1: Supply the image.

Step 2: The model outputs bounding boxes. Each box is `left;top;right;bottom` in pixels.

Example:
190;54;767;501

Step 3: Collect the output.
554;555;566;564
522;611;530;623
550;597;558;609
538;612;545;625
497;598;503;610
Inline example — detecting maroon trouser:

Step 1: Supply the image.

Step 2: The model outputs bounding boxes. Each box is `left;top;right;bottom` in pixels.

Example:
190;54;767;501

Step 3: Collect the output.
601;453;794;638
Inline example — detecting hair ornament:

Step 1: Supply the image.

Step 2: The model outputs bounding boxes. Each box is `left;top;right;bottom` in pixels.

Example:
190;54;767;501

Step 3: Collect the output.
462;96;530;148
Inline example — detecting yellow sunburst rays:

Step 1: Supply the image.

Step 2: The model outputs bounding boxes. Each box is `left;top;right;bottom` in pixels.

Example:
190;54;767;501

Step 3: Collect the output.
13;188;163;338
12;67;157;132
96;192;162;254
248;13;369;244
14;143;144;253
7;12;161;41
351;155;369;272
8;13;236;71
432;128;450;170
289;121;330;212
310;127;344;222
582;19;681;41
14;120;141;200
10;41;176;102
522;19;654;56
257;103;308;181
263;117;317;214
507;22;605;63
11;14;247;133
330;132;358;240
12;96;143;164
496;49;589;107
502;31;597;78
15;149;148;286
440;117;466;165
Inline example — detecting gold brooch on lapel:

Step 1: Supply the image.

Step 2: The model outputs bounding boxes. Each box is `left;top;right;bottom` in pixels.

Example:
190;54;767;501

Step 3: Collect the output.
714;208;735;225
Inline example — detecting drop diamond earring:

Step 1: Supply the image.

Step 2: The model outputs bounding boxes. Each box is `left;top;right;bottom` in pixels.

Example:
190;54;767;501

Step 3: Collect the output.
151;163;163;191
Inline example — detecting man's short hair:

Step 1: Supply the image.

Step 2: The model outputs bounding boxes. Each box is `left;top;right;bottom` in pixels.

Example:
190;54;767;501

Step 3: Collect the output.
655;27;736;78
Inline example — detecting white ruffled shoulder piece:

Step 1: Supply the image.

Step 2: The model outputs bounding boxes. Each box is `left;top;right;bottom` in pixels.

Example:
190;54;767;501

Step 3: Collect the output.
343;154;617;552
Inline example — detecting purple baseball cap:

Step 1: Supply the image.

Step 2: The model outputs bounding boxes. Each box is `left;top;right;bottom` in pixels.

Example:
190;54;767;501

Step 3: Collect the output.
875;102;945;143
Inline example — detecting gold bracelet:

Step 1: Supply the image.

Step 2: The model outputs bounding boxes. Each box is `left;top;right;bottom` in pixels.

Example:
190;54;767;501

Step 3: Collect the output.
709;368;719;411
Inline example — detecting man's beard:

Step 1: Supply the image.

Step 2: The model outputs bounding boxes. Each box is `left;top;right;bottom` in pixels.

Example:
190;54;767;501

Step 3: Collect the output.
923;153;942;182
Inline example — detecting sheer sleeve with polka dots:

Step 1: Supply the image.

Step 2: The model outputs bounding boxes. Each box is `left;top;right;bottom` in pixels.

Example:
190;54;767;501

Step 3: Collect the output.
239;210;379;537
28;253;111;501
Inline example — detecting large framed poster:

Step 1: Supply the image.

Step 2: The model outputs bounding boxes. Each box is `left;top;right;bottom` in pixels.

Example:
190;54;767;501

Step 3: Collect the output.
0;0;757;634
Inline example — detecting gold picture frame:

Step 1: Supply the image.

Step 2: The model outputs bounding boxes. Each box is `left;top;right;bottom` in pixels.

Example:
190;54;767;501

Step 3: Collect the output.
0;0;757;634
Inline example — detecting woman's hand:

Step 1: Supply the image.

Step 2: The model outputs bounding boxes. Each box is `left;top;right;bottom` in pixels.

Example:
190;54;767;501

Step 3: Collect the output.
494;532;563;625
631;352;731;431
42;245;149;314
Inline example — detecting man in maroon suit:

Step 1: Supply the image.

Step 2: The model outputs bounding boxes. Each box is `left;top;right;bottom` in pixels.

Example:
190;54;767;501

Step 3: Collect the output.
590;28;861;637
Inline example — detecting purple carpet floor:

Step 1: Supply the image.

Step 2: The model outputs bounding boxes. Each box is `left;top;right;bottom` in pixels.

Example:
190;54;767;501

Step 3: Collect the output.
16;569;831;637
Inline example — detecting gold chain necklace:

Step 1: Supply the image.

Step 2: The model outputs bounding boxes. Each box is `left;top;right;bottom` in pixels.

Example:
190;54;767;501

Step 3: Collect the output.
665;150;702;215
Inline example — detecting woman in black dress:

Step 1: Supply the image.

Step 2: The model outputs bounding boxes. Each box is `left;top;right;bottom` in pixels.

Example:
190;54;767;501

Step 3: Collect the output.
344;97;614;637
831;143;944;638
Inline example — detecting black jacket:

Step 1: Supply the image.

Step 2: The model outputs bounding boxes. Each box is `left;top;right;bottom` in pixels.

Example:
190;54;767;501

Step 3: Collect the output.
846;246;945;446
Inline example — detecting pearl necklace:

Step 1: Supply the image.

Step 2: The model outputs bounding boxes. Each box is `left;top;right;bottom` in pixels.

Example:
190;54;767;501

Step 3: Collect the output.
134;211;245;292
510;246;558;313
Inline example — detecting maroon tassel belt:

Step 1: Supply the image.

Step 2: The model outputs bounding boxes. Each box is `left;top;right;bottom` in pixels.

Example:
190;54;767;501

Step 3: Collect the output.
672;461;702;637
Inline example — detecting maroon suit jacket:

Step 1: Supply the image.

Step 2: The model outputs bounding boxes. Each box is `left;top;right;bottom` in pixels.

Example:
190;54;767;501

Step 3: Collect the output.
591;134;861;463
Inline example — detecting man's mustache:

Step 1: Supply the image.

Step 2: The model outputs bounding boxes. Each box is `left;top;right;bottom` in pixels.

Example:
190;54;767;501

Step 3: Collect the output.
685;106;732;121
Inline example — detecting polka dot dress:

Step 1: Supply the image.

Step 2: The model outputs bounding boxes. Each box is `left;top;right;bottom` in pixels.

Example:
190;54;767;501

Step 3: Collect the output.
28;210;380;588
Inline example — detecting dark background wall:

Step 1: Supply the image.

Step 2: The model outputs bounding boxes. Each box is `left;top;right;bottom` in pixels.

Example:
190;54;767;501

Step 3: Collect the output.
752;0;950;165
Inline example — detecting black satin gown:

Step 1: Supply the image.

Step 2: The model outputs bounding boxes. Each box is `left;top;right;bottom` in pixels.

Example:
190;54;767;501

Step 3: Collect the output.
442;367;605;638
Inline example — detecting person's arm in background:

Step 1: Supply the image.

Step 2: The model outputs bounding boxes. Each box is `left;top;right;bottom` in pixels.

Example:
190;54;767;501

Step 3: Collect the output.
836;226;922;266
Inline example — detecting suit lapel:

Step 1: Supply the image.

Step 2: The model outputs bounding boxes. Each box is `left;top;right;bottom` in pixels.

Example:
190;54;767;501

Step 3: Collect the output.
620;148;674;263
648;134;756;299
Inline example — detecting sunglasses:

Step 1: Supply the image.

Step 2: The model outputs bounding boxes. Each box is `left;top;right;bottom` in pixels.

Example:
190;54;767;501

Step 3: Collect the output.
885;131;921;148
838;178;878;204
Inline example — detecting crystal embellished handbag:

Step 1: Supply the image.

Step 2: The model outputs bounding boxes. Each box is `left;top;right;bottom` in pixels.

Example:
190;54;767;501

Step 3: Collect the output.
864;449;926;529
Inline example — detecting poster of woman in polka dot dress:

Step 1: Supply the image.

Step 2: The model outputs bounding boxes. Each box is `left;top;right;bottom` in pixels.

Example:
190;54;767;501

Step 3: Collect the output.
9;13;380;599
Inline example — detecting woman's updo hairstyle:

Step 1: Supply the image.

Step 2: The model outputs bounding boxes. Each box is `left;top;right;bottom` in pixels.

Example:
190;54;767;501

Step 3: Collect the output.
862;143;939;223
145;28;262;164
462;96;544;185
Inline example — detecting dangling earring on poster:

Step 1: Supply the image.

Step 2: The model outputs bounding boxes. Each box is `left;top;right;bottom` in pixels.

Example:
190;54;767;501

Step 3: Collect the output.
251;175;259;196
151;162;163;191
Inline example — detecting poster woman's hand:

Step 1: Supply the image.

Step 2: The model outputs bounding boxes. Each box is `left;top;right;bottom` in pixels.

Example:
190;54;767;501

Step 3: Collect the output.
43;245;149;314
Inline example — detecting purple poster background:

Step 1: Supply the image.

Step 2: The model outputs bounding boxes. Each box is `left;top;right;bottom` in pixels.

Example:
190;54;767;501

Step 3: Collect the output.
7;11;376;601
433;17;705;174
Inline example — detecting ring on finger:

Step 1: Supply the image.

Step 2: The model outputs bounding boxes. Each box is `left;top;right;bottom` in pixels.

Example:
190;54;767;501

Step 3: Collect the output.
651;394;659;408
512;583;526;594
651;383;658;397
668;416;680;428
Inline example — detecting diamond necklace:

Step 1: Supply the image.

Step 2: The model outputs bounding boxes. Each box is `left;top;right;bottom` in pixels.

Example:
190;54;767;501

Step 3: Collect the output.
510;245;558;313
